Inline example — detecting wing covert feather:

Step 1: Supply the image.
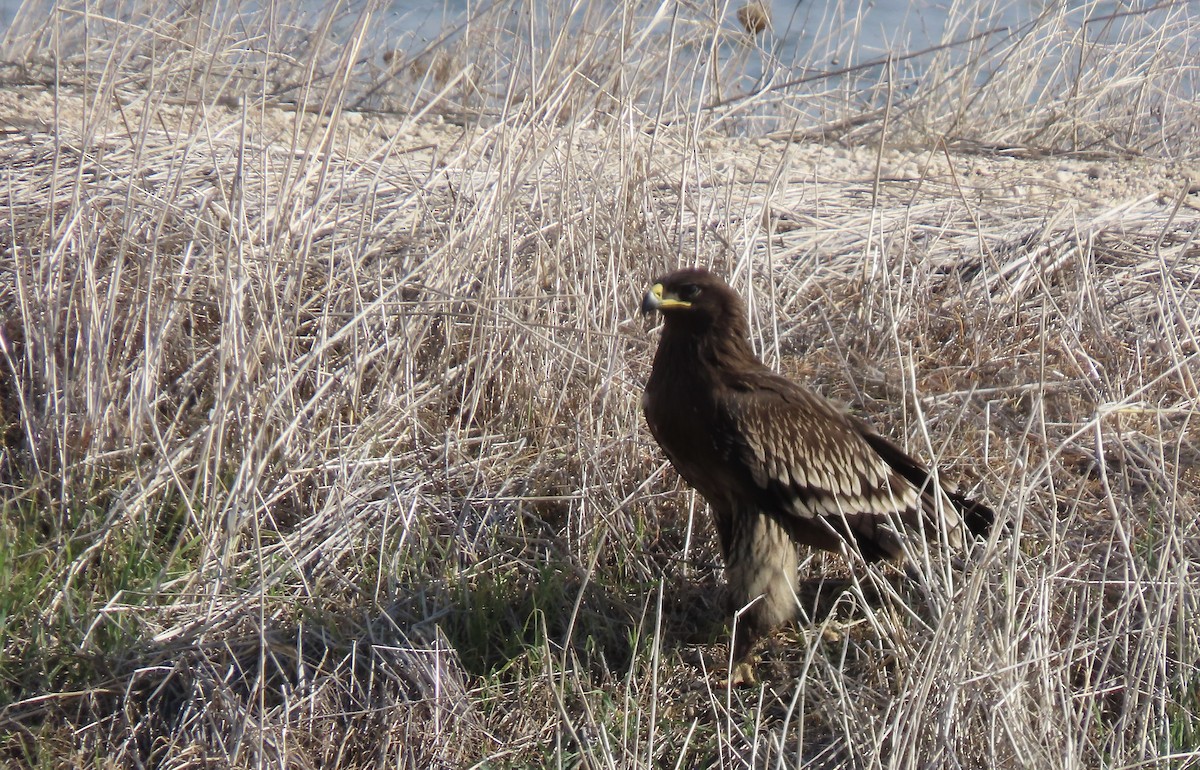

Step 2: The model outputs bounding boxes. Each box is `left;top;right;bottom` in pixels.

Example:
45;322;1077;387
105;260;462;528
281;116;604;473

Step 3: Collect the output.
716;380;920;521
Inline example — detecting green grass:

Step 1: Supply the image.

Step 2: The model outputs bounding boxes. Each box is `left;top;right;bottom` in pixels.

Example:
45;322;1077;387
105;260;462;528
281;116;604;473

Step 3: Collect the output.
0;491;197;698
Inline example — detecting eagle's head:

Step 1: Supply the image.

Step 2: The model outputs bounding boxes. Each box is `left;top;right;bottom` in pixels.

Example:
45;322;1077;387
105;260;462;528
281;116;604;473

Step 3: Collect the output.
640;268;748;337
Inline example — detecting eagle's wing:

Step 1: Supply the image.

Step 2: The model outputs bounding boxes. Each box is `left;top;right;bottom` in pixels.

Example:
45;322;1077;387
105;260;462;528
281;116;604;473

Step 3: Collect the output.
713;374;948;557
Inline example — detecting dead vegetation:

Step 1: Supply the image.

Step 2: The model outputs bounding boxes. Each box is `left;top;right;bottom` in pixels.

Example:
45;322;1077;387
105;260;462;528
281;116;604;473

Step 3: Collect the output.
1;0;1198;767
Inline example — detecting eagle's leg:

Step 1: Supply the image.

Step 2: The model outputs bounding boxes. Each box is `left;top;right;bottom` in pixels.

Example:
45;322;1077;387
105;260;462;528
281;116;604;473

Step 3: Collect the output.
725;510;799;672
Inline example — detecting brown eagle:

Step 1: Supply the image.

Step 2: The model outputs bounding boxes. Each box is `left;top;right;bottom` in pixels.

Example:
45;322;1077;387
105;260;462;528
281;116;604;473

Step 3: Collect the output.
640;267;993;668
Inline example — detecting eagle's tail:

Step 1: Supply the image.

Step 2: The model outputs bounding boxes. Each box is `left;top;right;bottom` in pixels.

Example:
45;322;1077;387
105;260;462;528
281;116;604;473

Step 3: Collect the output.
946;489;995;540
859;430;995;541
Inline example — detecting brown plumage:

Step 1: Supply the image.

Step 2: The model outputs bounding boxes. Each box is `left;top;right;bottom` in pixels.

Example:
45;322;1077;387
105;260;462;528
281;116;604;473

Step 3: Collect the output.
640;267;993;665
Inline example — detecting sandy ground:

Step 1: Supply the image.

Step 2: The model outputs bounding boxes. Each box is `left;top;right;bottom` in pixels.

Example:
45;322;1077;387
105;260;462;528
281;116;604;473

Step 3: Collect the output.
4;80;1196;226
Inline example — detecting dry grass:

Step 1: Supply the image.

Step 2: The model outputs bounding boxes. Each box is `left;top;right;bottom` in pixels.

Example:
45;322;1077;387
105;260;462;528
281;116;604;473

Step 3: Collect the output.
1;0;1198;767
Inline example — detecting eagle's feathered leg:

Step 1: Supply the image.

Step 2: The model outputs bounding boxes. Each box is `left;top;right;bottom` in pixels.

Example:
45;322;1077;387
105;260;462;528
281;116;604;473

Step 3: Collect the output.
725;510;798;664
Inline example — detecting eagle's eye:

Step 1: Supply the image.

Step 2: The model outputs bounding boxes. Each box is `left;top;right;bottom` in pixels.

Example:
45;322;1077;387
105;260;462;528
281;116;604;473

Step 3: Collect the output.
677;283;702;301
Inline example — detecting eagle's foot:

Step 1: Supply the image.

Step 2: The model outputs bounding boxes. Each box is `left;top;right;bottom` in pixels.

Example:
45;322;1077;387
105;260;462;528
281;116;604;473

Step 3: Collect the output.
716;657;760;688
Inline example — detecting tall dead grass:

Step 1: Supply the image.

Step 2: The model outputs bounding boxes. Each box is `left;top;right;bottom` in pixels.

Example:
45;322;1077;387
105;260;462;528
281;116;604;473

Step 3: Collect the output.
1;0;1197;767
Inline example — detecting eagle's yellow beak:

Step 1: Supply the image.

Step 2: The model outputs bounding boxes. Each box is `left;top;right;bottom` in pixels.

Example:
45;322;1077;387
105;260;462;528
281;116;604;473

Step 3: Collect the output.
641;283;691;314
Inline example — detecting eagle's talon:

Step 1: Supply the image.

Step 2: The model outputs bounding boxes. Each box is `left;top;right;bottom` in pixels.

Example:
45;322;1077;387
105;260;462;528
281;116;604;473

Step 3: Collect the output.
716;659;759;688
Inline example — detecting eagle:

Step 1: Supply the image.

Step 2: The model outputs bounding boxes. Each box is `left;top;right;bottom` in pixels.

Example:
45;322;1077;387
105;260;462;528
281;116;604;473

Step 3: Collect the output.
640;267;993;672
